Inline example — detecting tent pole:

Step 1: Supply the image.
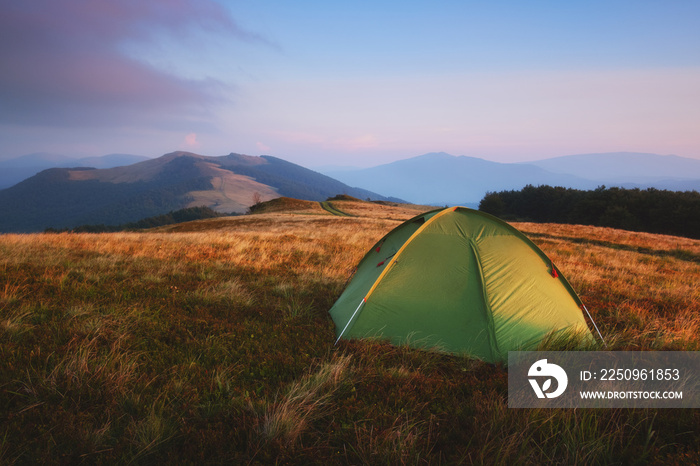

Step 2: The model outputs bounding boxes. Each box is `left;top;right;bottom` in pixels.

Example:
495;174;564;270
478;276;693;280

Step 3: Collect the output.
582;304;606;347
335;298;366;345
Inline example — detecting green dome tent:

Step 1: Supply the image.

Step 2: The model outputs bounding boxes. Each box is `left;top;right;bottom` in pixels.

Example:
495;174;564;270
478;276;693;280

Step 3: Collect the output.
329;207;594;363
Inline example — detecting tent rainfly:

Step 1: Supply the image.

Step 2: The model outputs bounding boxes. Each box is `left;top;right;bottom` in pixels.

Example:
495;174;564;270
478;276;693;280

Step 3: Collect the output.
329;207;594;363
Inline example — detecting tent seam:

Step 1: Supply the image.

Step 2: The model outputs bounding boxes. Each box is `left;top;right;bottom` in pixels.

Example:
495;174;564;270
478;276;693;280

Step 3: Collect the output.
456;207;584;308
332;208;445;341
353;208;444;270
467;239;501;362
363;207;456;302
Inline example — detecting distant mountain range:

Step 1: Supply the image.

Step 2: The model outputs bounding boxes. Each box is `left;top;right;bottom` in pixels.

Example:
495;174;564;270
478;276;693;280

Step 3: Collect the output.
0;152;394;232
527;152;700;189
323;152;700;206
2;149;699;232
0;153;151;189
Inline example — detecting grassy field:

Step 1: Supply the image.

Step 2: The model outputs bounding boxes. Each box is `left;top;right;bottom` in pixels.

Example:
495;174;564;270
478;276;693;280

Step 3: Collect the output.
1;200;699;464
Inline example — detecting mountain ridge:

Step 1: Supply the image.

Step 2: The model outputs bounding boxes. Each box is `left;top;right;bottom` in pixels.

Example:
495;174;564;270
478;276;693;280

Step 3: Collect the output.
324;152;597;205
323;151;700;205
3;150;699;232
0;151;395;232
0;152;151;189
526;151;700;182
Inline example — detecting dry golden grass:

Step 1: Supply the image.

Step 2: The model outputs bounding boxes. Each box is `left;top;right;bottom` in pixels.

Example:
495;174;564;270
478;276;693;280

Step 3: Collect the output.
330;200;436;220
246;197;331;215
3;211;698;353
244;196;435;220
259;354;352;446
2;206;700;464
515;222;700;350
516;221;700;256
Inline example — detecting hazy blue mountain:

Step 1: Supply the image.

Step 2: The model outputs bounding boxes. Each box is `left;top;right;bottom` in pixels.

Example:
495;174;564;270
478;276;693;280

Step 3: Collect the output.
0;153;74;189
323;151;700;205
1;152;76;167
0;152;150;189
0;151;394;232
324;152;598;205
527;152;700;186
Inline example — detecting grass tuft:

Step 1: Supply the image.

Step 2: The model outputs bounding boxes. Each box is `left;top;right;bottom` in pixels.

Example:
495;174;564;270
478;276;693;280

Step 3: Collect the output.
348;413;438;465
259;354;352;446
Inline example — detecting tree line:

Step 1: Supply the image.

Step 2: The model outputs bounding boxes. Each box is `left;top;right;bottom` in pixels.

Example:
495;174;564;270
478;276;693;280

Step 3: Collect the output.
479;185;700;239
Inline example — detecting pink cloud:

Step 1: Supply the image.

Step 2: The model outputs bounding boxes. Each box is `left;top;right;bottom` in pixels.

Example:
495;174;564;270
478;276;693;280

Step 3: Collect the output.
256;142;272;153
0;0;263;126
184;133;199;147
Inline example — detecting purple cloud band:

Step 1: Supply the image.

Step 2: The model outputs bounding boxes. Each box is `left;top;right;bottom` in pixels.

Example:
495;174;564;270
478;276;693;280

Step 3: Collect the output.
0;0;260;127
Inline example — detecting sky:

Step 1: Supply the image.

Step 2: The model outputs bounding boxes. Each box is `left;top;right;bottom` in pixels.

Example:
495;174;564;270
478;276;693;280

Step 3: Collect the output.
1;0;699;168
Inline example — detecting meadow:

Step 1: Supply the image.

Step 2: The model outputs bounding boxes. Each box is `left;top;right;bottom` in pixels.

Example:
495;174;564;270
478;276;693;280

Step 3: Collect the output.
1;199;699;464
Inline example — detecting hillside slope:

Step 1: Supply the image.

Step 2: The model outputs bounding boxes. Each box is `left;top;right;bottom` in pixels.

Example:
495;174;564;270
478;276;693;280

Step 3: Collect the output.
0;151;394;232
158;196;433;233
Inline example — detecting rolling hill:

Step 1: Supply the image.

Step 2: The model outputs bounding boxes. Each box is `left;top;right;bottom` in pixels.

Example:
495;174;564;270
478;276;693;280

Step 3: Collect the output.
0;151;395;232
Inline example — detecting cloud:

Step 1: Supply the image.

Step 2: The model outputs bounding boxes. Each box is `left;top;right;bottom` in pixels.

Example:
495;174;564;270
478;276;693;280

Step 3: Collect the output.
0;0;260;127
184;133;200;148
256;142;271;153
